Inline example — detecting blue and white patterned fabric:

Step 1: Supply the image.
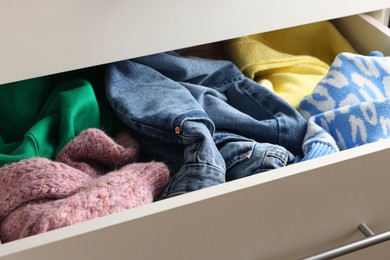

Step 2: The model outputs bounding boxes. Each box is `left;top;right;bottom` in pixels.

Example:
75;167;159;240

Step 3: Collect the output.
299;51;390;159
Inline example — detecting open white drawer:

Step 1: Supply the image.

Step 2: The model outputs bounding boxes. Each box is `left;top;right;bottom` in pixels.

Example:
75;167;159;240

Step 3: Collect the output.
1;13;390;260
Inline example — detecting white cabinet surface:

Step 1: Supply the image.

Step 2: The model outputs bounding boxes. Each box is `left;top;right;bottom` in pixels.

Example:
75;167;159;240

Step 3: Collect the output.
1;1;389;85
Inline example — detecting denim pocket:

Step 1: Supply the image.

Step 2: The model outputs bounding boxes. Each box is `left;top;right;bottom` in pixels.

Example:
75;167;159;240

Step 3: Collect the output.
216;132;294;181
260;146;292;171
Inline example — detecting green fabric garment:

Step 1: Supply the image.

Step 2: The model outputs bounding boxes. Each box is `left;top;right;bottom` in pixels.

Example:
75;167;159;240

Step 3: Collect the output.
0;76;101;166
52;65;125;137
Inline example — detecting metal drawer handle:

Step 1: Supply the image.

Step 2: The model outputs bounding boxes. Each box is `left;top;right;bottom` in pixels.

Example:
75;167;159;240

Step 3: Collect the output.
301;223;390;260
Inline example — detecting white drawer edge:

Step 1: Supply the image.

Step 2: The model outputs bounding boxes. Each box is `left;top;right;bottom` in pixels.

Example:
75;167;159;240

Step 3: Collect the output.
367;8;390;25
333;13;390;56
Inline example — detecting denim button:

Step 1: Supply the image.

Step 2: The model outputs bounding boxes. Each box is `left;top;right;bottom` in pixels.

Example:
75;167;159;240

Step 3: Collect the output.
175;127;181;134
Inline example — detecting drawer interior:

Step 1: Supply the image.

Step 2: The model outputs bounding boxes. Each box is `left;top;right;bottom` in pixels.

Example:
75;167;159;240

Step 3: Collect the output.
1;13;390;260
333;14;390;56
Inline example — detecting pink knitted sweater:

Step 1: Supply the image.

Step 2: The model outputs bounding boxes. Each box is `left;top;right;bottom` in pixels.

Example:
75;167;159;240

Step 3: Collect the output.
0;128;169;242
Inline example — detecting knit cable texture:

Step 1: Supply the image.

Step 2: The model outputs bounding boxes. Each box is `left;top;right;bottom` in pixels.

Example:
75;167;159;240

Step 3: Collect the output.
0;128;169;242
299;51;390;151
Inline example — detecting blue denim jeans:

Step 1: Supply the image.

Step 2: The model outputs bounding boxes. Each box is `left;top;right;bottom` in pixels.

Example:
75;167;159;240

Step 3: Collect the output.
129;129;295;185
215;131;296;181
106;52;306;198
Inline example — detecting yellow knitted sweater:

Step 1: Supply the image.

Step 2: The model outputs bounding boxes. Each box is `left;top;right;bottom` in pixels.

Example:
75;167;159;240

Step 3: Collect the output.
224;21;357;108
